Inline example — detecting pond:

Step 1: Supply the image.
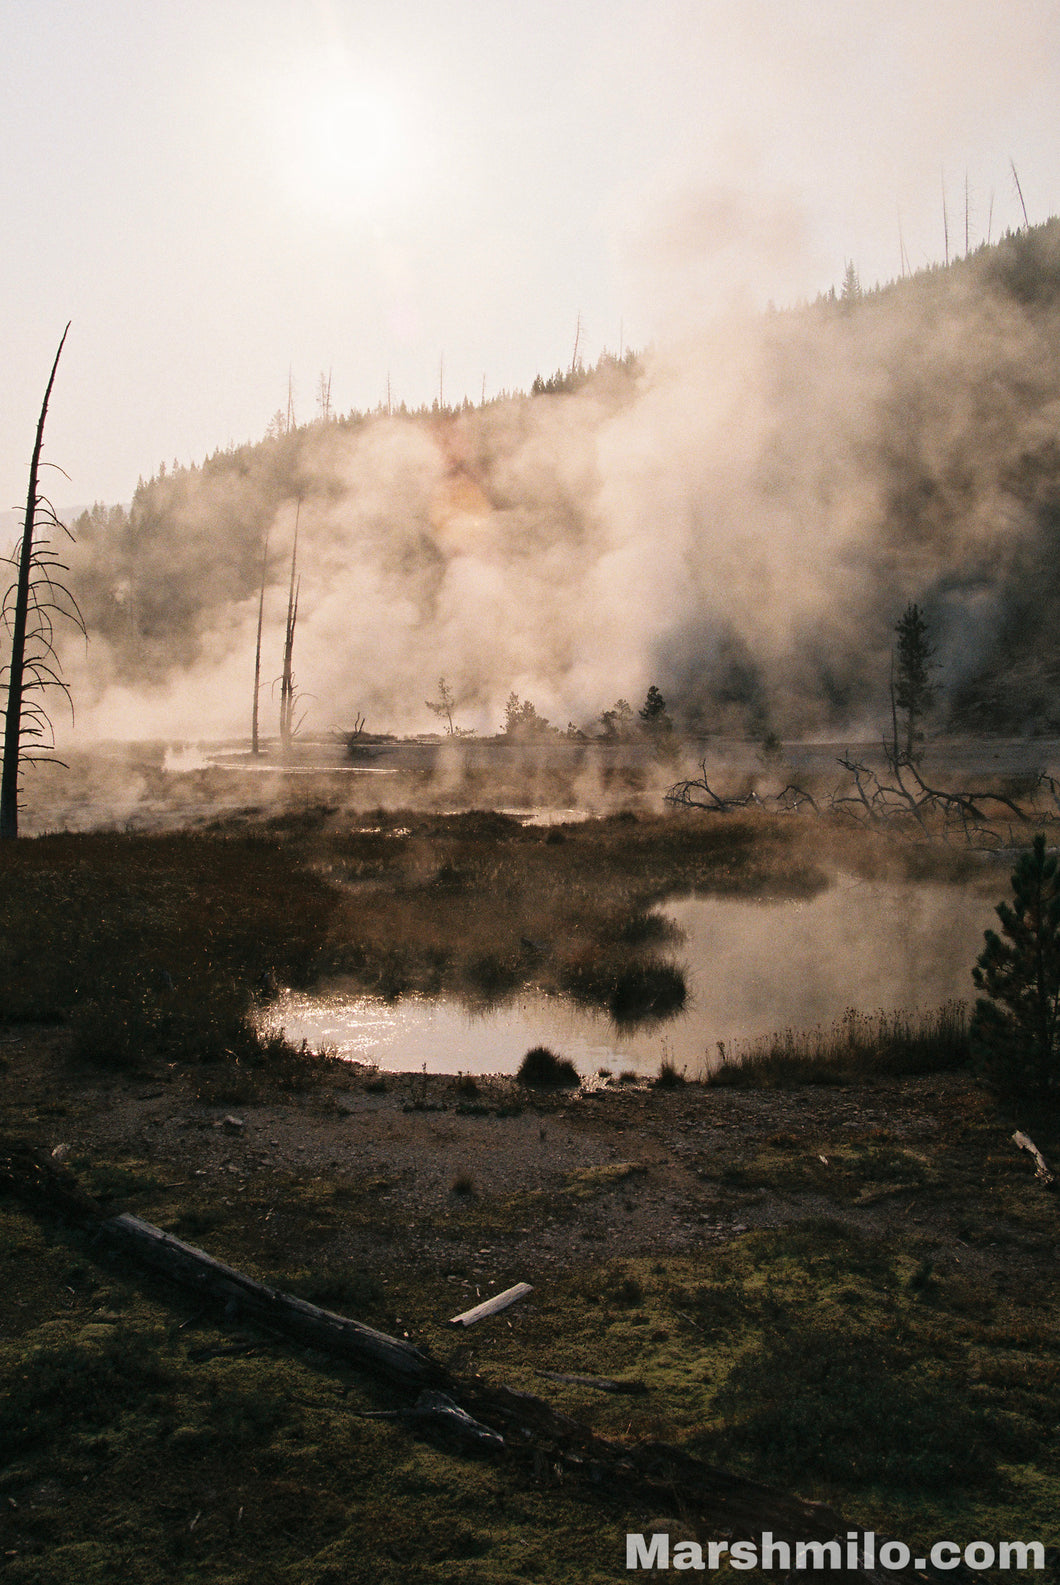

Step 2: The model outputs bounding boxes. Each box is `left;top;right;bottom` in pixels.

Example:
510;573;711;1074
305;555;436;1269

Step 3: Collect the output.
259;875;998;1078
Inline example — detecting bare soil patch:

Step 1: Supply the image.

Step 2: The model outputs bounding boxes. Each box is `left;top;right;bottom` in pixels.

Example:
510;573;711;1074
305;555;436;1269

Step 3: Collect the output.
3;1025;1047;1298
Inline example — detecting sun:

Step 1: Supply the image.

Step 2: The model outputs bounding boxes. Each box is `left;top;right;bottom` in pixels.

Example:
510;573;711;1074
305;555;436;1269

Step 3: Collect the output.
278;74;411;221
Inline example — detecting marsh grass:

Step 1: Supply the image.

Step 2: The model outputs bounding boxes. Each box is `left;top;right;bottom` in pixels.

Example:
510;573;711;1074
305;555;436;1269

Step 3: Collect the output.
0;830;337;1080
0;811;981;1074
709;1001;970;1088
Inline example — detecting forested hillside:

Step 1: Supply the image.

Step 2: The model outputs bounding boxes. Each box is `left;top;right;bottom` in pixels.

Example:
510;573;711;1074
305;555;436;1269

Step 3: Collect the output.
65;219;1060;741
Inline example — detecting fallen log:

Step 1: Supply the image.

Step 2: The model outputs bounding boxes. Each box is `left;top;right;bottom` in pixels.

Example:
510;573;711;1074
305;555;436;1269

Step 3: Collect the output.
100;1213;442;1389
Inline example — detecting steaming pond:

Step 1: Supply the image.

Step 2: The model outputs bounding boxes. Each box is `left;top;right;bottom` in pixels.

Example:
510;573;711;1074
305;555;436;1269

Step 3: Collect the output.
260;875;998;1078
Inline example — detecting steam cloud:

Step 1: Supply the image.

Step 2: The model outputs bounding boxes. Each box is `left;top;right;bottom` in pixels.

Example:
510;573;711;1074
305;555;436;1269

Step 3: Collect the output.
56;221;1060;746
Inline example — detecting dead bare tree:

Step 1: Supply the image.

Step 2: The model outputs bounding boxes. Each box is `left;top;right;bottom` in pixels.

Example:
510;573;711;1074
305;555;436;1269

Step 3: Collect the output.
278;500;301;754
1011;158;1030;230
316;368;333;422
250;526;270;756
1;324;85;838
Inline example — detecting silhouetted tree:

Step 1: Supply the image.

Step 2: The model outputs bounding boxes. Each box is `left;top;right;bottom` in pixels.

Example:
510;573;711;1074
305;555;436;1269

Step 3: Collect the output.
639;684;673;734
251;526;270;756
278;502;302;753
893;603;936;760
426;676;461;735
502;692;550;737
971;834;1060;1102
1;324;83;838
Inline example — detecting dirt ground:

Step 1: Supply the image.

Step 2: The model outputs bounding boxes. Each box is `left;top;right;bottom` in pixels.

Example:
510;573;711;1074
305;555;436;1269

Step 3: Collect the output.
3;1024;1047;1308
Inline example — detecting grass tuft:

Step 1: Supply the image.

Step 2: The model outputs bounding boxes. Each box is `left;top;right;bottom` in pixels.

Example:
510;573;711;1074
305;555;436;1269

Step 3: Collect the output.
516;1046;580;1088
654;1058;687;1088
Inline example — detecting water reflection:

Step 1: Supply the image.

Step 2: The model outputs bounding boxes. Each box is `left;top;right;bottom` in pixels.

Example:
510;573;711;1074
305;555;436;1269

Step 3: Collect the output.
260;877;996;1077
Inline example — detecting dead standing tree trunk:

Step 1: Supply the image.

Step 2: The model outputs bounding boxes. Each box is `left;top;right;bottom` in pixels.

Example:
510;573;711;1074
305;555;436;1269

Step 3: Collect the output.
279;500;301;756
250;526;270;756
1;324;78;839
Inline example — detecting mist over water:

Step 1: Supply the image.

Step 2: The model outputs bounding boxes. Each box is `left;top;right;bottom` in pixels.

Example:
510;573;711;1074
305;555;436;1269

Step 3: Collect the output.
49;222;1060;753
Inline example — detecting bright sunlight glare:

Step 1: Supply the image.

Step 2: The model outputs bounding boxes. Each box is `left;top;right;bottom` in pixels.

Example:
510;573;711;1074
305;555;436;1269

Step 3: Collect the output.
278;74;413;221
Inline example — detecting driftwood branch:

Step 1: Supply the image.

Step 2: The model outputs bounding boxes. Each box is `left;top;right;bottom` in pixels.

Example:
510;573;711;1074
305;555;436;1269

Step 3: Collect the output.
352;1389;506;1450
1012;1130;1056;1187
449;1282;533;1327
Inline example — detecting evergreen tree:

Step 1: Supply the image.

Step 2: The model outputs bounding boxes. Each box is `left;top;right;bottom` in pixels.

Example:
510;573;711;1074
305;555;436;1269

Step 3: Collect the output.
638;684;672;733
599;699;634;740
893;603;937;759
840;261;862;307
971;834;1060;1102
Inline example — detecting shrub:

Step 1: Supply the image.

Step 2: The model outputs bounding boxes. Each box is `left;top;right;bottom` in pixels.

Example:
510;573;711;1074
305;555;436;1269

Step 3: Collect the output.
70;967;262;1071
516;1045;580;1087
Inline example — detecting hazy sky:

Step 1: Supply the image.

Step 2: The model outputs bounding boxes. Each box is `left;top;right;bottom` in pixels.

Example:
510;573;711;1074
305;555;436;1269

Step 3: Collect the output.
3;0;1059;511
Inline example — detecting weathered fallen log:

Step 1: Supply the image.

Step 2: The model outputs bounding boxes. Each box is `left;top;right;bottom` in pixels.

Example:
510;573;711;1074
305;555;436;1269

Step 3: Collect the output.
0;1137;440;1389
1013;1130;1056;1187
101;1213;442;1389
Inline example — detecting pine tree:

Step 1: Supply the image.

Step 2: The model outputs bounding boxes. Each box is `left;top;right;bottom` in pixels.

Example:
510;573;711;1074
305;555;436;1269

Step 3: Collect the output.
638;684;672;734
840;260;862;307
893;603;936;760
599;698;634;740
971;834;1060;1102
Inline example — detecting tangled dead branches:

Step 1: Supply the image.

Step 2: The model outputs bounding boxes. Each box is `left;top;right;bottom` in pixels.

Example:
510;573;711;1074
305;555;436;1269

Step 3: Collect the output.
666;749;1060;848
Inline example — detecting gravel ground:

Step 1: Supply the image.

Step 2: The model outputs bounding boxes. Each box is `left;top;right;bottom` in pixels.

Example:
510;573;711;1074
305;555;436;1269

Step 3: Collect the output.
4;1028;1040;1292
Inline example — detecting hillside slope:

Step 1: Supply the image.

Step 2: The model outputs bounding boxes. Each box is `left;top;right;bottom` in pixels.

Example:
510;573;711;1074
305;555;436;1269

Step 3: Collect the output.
63;220;1060;740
